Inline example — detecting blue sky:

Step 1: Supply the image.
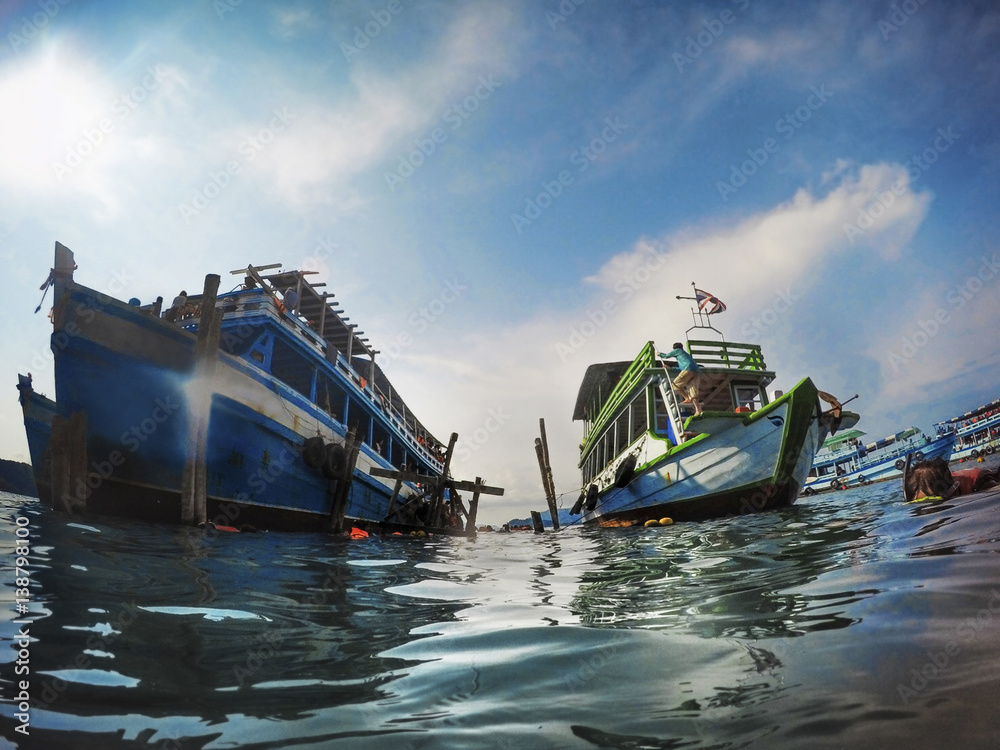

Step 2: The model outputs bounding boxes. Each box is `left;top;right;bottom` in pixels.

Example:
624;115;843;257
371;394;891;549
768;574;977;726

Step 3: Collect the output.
1;0;998;523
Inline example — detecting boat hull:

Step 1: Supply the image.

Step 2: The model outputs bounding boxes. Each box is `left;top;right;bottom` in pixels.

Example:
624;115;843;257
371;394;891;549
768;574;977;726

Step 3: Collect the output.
16;375;56;504
42;280;435;532
581;378;824;525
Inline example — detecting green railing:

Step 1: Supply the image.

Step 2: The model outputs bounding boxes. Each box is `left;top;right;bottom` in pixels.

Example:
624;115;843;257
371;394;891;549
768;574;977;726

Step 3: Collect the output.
686;339;767;371
582;341;656;451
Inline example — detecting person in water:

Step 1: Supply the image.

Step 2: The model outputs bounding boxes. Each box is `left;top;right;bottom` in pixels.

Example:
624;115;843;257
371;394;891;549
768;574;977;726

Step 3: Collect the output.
905;457;1000;501
659;341;703;416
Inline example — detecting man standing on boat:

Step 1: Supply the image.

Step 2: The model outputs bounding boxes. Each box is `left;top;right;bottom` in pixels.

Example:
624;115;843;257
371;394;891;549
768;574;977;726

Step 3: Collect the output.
658;342;704;416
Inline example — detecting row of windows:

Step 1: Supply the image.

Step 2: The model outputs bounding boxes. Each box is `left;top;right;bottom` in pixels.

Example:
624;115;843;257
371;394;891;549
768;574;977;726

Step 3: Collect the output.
225;324;431;474
582;390;649;485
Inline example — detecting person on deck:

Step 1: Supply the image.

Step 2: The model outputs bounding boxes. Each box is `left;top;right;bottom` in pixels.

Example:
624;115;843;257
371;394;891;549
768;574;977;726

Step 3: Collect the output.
905;457;1000;501
165;290;187;322
658;342;704;416
283;287;300;315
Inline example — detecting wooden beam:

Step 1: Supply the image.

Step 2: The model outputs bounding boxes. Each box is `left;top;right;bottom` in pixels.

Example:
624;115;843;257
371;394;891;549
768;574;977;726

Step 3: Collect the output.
369;467;504;496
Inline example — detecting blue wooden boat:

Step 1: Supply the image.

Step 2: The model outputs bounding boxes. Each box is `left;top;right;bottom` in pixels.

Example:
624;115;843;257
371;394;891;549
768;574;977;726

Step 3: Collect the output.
803;426;955;493
19;242;498;534
932;398;1000;461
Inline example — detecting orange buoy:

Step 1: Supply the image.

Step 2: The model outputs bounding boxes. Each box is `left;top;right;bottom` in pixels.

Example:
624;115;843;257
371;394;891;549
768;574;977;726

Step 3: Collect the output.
349;527;369;539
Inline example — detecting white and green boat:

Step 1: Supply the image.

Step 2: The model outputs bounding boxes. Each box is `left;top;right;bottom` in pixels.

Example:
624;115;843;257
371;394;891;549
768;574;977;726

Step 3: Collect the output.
570;338;857;526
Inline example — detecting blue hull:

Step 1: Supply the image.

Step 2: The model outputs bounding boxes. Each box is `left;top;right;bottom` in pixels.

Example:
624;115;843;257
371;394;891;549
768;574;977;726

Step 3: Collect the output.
16;375;56;503
805;433;955;492
32;244;463;533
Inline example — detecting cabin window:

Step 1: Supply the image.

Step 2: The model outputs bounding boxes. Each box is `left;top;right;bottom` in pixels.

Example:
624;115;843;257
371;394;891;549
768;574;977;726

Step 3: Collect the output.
615;413;629;455
733;383;765;412
372;421;390;459
220;324;265;356
348;398;372;445
271;337;314;399
630;396;648;441
317;372;346;422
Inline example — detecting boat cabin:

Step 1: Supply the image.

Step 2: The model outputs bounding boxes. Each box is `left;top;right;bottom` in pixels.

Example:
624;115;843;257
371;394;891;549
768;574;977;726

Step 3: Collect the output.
573;339;775;486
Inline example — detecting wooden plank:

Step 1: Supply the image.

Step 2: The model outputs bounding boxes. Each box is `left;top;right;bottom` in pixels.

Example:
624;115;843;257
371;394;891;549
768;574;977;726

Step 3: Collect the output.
369;467;504;495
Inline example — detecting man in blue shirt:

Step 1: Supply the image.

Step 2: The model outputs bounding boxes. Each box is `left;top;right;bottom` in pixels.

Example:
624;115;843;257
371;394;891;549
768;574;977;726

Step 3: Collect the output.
658;342;703;416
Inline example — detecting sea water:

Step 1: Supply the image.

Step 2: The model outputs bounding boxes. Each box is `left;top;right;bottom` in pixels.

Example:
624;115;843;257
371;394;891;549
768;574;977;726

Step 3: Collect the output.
2;463;1000;749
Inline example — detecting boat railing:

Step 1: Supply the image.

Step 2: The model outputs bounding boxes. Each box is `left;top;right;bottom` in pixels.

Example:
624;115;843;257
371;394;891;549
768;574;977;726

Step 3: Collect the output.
216;290;443;469
686;339;768;371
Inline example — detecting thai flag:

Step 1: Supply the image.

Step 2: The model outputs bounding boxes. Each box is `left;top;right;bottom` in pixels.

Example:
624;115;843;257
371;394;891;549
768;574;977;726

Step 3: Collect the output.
695;288;726;314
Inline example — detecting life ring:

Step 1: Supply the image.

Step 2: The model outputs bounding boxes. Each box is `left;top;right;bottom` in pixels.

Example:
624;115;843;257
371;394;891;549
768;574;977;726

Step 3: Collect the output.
303;436;326;468
585;484;599;512
894;459;906;471
614;455;638;488
913;451;925;462
570;492;585;515
322;442;348;480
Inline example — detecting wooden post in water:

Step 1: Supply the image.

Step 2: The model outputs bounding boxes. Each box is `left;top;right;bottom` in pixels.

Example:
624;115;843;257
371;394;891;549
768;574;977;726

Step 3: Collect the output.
464;477;483;533
181;274;221;525
428;432;458;528
535;418;559;531
329;428;359;533
530;510;544;534
67;411;88;515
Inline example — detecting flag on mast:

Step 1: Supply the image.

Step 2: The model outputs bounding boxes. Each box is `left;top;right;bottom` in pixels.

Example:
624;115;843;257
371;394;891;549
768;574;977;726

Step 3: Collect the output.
695;288;726;315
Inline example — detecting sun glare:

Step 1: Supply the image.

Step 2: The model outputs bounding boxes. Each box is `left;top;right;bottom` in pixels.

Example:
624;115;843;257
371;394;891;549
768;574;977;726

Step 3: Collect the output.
0;47;107;188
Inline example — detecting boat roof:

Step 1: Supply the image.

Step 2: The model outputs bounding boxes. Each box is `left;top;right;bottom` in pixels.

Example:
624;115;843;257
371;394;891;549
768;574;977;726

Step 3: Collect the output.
935;397;1000;425
821;428;866;448
258;268;376;360
573;361;632;421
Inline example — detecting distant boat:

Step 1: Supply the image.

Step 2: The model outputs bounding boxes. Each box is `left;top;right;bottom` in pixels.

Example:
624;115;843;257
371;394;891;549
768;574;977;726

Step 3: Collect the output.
803;426;955;493
15;373;55;503
933;398;1000;461
570;336;857;526
17;242;499;535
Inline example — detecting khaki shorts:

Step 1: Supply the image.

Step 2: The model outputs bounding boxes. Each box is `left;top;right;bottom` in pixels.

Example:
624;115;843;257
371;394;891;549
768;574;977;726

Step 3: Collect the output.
674;369;701;397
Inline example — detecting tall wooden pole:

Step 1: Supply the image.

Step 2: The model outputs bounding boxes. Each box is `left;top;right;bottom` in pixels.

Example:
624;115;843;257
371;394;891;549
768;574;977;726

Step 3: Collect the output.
535;418;559;530
181;274;220;525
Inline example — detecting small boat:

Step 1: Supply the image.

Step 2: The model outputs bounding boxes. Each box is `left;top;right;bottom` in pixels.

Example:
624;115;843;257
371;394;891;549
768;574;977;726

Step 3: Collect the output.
570;335;857;526
18;242;501;535
803;426;956;493
932;398;1000;461
16;373;57;505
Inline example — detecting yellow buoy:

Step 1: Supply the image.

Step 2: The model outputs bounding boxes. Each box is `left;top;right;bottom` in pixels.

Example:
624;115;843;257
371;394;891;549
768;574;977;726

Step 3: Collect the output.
644;519;658;527
659;517;673;526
